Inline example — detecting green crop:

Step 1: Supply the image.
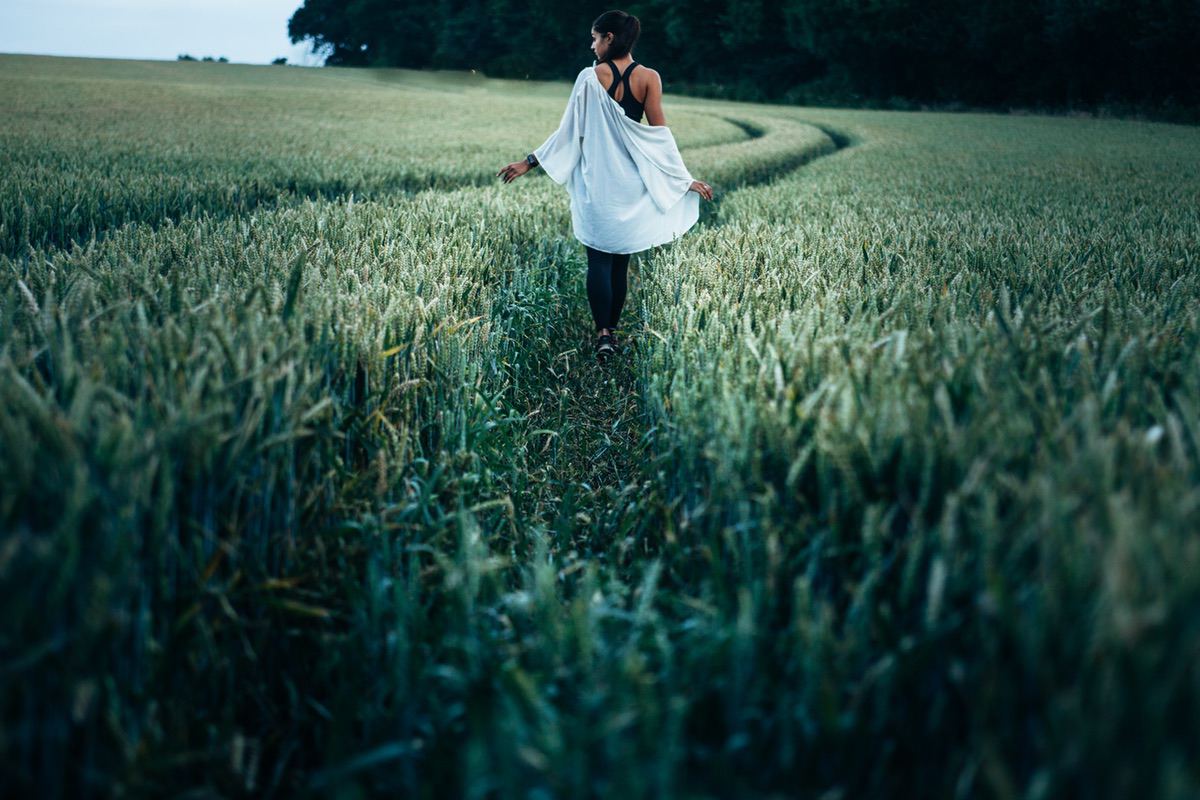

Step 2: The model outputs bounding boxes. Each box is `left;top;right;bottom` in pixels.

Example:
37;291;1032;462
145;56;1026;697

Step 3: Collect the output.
2;54;1198;799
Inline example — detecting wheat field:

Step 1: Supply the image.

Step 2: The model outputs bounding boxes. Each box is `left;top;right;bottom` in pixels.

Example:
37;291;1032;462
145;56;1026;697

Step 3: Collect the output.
2;53;1198;798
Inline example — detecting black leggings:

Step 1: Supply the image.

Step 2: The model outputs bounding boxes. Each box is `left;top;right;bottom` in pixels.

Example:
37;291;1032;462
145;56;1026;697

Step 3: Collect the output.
585;245;631;332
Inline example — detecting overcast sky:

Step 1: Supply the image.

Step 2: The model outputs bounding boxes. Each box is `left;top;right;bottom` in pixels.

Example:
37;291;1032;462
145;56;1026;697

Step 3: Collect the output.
0;0;325;65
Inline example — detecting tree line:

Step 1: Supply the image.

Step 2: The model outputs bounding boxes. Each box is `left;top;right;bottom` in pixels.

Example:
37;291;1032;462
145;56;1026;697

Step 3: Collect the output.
288;0;1199;117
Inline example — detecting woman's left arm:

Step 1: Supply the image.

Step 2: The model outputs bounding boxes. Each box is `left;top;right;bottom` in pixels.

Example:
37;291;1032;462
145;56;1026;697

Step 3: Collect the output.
499;73;586;185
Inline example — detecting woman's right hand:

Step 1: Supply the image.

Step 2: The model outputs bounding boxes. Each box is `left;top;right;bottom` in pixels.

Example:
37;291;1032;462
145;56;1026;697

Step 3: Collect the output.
689;180;713;201
498;160;532;183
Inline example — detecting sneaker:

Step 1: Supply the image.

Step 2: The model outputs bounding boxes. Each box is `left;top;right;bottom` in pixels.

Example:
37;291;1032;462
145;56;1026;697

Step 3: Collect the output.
596;333;616;359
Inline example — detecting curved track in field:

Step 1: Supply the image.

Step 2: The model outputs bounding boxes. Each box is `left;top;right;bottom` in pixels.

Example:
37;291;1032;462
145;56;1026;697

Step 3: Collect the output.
481;114;851;541
0;110;757;260
0;99;852;794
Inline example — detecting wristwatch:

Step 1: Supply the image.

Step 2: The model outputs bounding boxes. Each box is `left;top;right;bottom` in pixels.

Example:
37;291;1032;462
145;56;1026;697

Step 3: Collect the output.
526;153;539;168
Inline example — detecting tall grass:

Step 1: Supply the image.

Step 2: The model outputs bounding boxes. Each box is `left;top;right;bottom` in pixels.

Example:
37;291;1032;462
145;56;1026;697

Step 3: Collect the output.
2;56;1199;798
1;182;574;794
0;54;747;258
635;110;1200;797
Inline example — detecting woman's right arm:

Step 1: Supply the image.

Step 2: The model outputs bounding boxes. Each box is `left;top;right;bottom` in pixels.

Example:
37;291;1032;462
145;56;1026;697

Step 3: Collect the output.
498;72;587;186
532;75;587;184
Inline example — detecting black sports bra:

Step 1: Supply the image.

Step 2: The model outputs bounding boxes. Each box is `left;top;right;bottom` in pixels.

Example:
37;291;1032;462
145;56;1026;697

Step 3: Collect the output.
602;59;645;123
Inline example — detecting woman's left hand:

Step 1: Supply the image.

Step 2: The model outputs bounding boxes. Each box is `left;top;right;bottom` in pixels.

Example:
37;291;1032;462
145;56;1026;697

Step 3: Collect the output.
498;160;532;183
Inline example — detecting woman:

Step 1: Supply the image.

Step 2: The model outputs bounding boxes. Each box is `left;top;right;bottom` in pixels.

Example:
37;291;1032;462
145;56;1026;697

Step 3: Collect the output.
497;10;713;360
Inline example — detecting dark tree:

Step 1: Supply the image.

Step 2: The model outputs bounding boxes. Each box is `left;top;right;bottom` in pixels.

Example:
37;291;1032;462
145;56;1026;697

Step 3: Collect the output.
286;0;1200;116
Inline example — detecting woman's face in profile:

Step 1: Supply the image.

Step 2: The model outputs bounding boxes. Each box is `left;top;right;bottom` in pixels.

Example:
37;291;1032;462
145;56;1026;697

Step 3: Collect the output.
590;29;613;61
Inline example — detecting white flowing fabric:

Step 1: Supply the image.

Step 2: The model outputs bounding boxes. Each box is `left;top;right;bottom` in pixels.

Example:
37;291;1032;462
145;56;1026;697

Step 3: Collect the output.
532;64;700;255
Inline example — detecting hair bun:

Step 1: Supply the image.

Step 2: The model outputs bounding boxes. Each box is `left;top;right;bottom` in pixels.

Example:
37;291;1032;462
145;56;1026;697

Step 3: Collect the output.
591;10;641;58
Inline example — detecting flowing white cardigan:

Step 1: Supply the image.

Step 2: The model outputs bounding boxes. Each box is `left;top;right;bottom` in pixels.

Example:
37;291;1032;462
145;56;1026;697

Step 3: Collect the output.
532;64;700;255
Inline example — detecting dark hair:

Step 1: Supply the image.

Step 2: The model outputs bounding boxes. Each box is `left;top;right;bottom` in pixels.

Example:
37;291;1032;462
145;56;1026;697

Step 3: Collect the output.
592;10;640;60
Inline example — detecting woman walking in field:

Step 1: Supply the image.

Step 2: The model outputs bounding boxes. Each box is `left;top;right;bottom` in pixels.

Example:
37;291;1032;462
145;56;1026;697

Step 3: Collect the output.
498;10;713;360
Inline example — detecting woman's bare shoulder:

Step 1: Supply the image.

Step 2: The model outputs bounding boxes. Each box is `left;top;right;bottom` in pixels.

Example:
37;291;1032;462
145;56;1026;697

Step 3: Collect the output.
636;66;662;93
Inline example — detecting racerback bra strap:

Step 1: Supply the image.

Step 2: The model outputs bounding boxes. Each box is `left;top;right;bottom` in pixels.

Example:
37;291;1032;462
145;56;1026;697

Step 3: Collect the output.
604;60;640;101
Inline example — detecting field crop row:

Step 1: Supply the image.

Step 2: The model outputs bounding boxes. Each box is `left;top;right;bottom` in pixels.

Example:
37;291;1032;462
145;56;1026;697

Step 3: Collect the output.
0;55;750;258
634;109;1200;796
3;57;1199;798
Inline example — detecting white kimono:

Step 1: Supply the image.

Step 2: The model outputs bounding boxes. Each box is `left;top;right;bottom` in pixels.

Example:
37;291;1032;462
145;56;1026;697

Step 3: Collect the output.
533;64;700;255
